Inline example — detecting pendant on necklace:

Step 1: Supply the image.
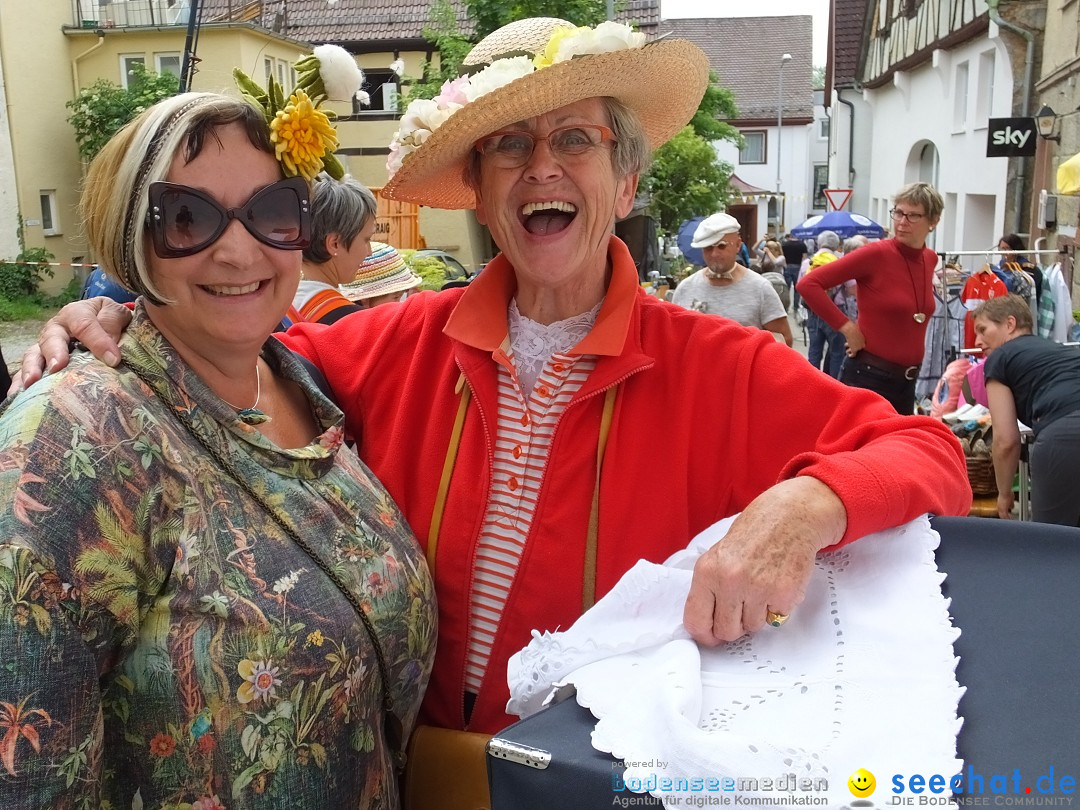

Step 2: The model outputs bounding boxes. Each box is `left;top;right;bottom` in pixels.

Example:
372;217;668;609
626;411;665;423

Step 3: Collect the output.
913;313;927;324
236;408;271;426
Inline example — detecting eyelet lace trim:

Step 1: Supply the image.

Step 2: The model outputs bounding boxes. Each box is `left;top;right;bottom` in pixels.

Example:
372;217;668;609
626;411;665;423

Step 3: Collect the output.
508;299;602;393
506;515;963;808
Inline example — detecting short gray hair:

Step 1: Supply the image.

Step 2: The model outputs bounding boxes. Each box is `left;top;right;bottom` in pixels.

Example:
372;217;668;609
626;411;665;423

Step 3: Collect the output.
817;230;841;250
894;181;944;222
463;96;652;193
304;175;378;264
842;235;868;253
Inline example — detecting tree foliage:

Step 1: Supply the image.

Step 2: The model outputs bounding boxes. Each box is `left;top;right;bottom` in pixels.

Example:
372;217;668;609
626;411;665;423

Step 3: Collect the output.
66;64;179;161
468;0;608;39
642;126;733;235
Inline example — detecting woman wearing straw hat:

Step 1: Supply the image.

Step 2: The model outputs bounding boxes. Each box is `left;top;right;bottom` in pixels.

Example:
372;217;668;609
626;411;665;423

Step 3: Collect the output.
27;17;969;735
340;241;423;308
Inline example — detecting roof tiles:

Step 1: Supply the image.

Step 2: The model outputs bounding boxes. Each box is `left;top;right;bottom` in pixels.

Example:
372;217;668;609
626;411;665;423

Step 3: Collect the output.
282;0;659;47
657;16;815;121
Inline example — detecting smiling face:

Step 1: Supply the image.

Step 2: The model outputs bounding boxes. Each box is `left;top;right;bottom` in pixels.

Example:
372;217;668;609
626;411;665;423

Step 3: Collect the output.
847;769;876;798
144;123;300;363
473;97;638;301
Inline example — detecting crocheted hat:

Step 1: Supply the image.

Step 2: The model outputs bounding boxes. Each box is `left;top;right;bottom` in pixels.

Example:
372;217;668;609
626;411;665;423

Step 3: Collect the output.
380;17;710;210
340;242;422;301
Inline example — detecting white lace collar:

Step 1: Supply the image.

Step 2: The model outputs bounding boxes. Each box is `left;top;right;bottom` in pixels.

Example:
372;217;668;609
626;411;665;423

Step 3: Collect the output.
508;298;602;394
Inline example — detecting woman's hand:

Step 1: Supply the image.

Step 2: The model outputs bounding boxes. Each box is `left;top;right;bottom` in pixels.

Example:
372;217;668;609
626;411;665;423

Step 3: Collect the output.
996;490;1016;520
839;320;865;357
682;477;847;644
15;297;132;391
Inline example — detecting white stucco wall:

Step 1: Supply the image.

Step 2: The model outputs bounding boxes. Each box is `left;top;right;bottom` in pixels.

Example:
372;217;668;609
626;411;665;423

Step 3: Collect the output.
861;34;1015;254
828;88;875;219
715;122;815;234
0;43;21;261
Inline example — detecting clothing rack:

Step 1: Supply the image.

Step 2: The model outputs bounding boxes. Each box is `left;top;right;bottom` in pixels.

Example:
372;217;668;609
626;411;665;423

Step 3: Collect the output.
921;248;1060;403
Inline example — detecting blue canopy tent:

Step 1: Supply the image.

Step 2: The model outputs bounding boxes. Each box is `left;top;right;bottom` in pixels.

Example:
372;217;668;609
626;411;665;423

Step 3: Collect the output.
790;210;886;240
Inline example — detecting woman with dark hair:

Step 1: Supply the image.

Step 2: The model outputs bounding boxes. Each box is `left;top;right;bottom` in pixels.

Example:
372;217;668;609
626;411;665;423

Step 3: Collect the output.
996;232;1041;301
0;90;435;807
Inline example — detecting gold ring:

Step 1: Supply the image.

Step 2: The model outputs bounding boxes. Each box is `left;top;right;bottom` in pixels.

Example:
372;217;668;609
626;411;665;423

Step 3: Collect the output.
766;610;789;628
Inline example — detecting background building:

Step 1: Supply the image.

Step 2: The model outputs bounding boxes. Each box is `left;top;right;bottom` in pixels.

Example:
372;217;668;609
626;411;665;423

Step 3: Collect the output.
660;15;816;242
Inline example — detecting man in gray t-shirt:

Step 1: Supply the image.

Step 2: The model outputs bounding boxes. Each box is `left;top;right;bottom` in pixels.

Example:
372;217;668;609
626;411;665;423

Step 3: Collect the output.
672;212;793;346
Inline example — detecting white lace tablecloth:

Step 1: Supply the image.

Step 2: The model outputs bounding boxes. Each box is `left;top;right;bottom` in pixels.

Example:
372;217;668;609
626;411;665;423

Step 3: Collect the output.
507;515;964;808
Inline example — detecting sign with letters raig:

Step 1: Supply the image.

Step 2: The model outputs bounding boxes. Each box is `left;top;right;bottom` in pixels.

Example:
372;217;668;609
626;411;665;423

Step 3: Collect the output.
986;118;1037;157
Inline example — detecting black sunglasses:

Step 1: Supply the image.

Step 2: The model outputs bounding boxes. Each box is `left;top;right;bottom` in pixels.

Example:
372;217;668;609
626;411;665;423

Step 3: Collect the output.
146;176;311;259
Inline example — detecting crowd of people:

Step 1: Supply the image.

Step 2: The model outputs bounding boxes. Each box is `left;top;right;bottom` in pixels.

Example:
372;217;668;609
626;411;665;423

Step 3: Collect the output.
1;14;1034;808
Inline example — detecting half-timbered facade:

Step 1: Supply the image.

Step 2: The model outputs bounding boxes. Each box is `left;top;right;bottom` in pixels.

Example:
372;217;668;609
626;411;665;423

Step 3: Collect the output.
828;0;1049;255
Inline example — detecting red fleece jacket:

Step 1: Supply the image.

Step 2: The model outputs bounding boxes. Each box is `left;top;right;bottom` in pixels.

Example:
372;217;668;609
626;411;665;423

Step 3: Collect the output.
279;238;970;733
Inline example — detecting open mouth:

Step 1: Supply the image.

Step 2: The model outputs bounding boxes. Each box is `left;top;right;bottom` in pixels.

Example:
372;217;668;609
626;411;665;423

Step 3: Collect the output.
200;280;265;297
521;200;577;236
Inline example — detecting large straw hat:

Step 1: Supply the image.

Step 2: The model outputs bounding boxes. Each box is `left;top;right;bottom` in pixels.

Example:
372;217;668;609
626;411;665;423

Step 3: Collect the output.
381;17;710;210
339;242;422;301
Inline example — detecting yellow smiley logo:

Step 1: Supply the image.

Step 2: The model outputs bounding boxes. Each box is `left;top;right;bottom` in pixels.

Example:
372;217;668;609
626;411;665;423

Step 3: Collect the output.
848;768;876;798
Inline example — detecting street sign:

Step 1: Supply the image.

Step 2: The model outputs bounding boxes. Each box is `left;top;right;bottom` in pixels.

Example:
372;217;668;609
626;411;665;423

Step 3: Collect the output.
823;188;853;211
986;118;1037;157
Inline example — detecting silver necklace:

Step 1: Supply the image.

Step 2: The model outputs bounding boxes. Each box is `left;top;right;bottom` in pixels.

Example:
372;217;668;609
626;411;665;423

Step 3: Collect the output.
222;364;271;425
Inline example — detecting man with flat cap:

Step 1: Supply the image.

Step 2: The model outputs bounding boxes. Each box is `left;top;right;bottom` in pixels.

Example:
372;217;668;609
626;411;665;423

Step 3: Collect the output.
673;212;794;346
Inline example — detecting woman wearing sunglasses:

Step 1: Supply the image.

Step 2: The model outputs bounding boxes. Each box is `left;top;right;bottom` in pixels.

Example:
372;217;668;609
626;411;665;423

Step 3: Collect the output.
286;175;379;325
0;92;435;808
798;182;944;413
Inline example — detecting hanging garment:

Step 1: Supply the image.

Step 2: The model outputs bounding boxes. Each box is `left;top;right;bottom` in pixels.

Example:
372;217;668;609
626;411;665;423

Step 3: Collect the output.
1044;263;1074;343
917;290;967;400
961;269;1008;349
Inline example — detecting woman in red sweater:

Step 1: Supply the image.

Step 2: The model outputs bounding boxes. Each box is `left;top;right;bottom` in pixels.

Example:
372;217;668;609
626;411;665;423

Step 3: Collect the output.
798;182;942;413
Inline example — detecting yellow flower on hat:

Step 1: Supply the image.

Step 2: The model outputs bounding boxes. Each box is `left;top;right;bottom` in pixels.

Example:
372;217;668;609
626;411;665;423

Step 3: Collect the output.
533;24;585;69
270;89;339;181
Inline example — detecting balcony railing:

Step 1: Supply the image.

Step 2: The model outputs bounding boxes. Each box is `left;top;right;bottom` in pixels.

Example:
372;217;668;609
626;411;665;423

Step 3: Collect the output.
71;0;268;30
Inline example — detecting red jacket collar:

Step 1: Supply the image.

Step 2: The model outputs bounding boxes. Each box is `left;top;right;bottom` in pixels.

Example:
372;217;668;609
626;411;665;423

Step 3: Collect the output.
442;236;640;357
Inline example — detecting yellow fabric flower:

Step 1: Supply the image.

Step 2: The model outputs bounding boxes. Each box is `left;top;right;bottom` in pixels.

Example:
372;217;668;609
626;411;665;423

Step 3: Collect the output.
269;90;338;181
533;25;584;69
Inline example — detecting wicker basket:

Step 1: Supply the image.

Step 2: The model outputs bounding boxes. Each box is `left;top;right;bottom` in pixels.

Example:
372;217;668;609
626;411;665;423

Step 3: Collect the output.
966;454;997;496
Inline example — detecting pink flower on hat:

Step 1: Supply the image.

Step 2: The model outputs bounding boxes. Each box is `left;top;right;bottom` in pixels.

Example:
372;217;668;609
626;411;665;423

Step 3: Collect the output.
434;76;470;107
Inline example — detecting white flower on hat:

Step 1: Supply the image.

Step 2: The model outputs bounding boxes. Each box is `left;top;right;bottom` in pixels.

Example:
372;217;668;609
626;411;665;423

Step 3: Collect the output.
388;97;463;170
551;21;645;63
463;56;535;102
312;44;365;102
399;98;462;140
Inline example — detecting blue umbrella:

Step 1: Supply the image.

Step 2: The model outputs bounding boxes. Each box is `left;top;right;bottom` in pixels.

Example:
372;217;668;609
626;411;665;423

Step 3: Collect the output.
676;217;705;266
790;210;886;240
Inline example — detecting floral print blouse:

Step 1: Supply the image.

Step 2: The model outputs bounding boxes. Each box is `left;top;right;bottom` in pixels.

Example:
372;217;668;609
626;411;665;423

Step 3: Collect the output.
0;308;437;810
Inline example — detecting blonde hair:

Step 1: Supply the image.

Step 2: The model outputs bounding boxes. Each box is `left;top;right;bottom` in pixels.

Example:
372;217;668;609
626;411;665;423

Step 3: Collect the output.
894;181;944;223
81;92;276;304
972;293;1033;333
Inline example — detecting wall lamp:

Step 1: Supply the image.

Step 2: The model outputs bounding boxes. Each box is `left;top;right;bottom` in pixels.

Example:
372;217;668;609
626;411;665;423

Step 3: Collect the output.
1035;105;1060;142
